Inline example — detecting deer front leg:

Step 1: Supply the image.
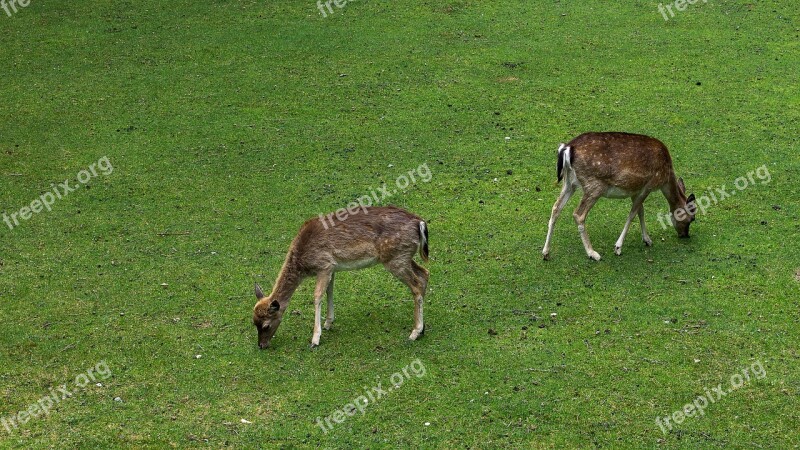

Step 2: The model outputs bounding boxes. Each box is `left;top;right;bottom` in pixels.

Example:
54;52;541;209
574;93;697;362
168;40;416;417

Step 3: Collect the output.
311;271;332;348
574;192;602;261
639;205;653;246
324;273;335;330
543;182;575;260
615;194;649;255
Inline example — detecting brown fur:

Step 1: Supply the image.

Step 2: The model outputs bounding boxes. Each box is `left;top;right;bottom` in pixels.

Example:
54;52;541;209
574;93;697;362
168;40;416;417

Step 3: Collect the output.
253;206;429;348
569;132;675;193
543;132;696;260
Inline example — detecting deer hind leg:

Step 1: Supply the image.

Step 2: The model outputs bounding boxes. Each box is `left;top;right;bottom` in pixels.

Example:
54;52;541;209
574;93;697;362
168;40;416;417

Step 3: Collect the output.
311;271;333;348
324;272;335;330
410;261;429;338
543;181;576;260
573;191;603;261
385;258;427;341
639;204;653;247
614;193;650;256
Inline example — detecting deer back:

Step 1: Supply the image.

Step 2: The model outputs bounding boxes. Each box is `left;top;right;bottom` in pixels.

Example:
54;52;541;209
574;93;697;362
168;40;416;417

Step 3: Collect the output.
567;132;675;195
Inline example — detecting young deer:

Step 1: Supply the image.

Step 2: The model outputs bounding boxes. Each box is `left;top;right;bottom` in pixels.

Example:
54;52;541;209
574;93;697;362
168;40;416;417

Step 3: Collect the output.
542;132;696;261
252;206;429;349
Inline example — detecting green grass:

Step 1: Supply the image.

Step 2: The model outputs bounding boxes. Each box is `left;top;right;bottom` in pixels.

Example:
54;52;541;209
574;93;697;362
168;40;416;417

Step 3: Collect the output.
1;0;798;447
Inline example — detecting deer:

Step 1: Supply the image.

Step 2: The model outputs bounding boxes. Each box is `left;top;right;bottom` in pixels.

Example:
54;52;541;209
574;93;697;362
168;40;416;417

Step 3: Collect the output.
542;132;696;261
252;205;429;349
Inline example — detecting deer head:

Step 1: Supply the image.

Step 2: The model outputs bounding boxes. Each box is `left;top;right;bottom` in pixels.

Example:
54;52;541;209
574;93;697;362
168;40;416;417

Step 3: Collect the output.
253;283;284;349
672;177;696;238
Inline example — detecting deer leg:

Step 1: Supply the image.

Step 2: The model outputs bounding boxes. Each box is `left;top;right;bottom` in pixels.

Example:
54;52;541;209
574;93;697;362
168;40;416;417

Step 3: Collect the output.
385;259;426;341
543;181;575;260
573;191;602;261
639;205;653;247
614;193;649;255
410;261;429;338
311;271;333;348
324;272;335;330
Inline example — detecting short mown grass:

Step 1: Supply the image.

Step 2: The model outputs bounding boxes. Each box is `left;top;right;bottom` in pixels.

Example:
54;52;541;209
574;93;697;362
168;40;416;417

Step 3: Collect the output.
0;0;798;447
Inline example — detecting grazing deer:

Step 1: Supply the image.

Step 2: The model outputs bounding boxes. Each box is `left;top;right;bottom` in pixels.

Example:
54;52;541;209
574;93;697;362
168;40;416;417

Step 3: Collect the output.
542;132;696;261
253;206;429;349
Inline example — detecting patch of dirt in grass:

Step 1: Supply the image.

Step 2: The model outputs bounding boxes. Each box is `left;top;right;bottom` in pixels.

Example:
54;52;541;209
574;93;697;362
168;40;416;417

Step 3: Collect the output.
795;268;800;282
497;76;519;83
501;61;524;69
440;2;469;15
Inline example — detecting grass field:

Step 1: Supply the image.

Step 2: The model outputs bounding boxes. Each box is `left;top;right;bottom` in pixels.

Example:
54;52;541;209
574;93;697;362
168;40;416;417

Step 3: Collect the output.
1;0;798;448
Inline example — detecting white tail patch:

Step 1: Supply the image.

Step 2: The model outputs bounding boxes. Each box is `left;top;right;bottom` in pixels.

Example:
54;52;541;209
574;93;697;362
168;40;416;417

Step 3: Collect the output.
557;143;573;184
563;145;572;171
419;221;427;249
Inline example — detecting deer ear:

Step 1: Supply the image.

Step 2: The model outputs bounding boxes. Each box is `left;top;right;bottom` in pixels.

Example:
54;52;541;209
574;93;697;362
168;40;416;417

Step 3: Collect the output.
686;193;697;215
255;283;265;299
677;177;686;192
269;300;280;313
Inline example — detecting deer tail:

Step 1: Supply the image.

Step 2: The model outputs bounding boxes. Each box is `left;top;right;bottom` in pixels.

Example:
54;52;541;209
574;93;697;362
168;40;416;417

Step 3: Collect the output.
418;221;429;262
557;143;571;183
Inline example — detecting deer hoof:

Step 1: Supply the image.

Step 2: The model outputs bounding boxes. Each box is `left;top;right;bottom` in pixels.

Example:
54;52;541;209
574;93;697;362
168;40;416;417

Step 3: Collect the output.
408;329;423;341
614;246;622;256
323;321;332;330
643;237;653;247
542;251;551;261
588;251;602;261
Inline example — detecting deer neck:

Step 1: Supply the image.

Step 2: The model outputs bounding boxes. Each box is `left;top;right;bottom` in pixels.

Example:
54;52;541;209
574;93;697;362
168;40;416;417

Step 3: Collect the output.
664;176;687;214
269;253;303;308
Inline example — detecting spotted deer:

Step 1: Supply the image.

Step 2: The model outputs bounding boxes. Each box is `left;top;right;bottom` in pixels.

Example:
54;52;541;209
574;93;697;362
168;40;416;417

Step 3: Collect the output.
253;206;429;349
542;132;696;261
